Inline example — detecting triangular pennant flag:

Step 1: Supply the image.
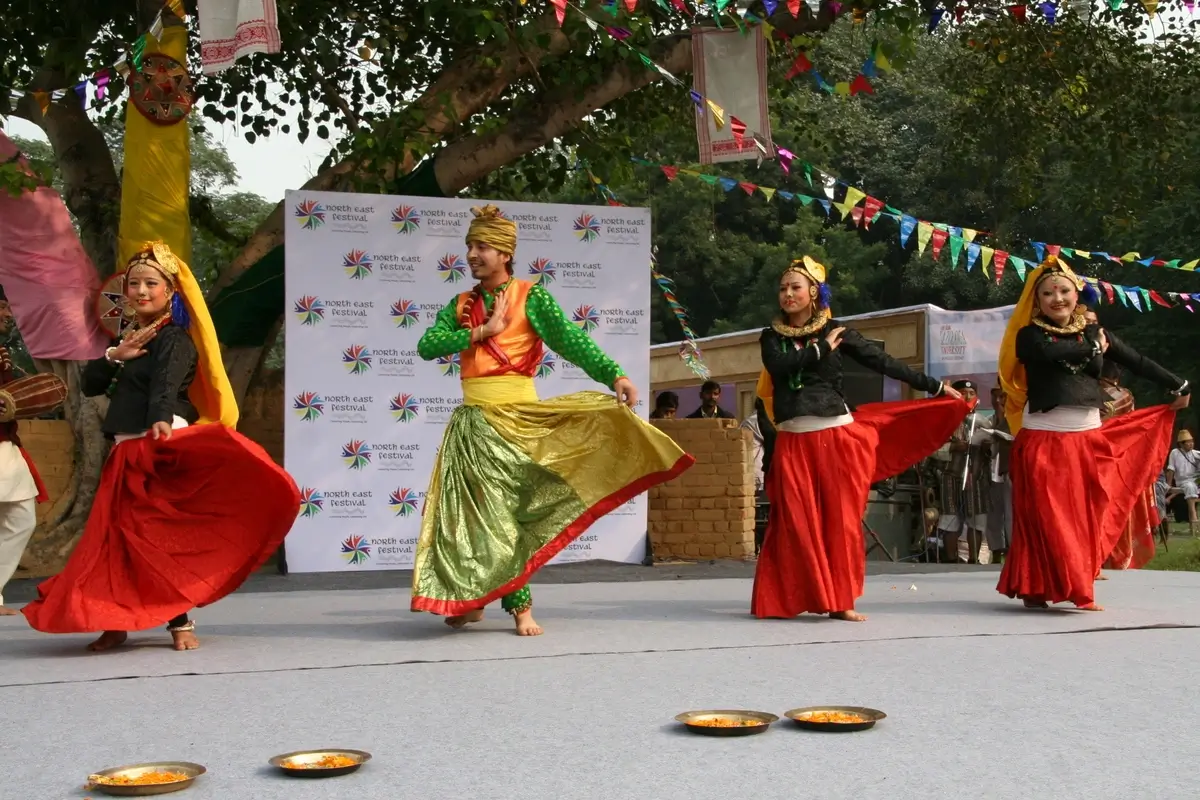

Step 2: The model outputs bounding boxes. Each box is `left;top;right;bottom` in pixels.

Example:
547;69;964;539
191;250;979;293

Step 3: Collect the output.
955;3;967;21
32;90;49;116
763;0;779;13
1011;256;1027;281
1142;0;1158;15
698;173;720;185
706;99;726;128
1108;0;1122;8
73;83;87;107
1101;281;1115;304
738;181;757;195
1045;243;1061;258
843;187;866;208
672;0;689;9
803;164;813;186
1150;290;1172;308
980;246;995;275
1032;242;1045;262
661;166;678;181
1074;250;1091;260
931;227;949;260
962;229;977;243
834;81;851;95
948;226;962;238
1139;287;1152;309
818;199;831;216
1039;1;1057;23
1166;259;1182;269
625;0;638;9
761;187;776;202
900;215;918;248
786;51;813;79
730;116;747;148
1060;247;1075;259
1126;289;1142;311
833;202;853;220
1119;251;1139;262
777;147;794;174
606;26;633;40
790;0;802;15
821;174;837;200
861;54;877;79
1183;259;1199;271
862;196;884;228
950;235;964;268
795;194;813;205
1137;257;1154;267
850;206;864;226
1115;286;1129;307
966;242;981;272
994;251;1009;284
918;222;934;257
928;6;945;31
718;177;738;192
874;45;893;72
552;0;567;25
689;90;704;110
849;74;874;95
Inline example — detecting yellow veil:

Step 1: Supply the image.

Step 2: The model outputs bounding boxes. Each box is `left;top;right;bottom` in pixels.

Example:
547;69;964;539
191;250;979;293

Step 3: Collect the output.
126;241;239;428
997;254;1085;434
755;257;831;425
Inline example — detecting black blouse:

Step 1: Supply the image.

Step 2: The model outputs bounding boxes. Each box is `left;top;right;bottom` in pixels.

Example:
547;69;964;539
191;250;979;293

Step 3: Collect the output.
82;324;199;437
1016;323;1186;414
760;321;943;424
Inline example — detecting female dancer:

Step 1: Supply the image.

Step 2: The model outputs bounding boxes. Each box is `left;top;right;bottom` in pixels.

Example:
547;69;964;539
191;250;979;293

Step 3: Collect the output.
22;242;300;651
752;257;969;621
997;256;1188;610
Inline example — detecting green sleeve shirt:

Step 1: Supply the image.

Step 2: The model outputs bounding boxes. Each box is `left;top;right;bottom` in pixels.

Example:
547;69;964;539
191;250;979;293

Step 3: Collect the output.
415;282;626;389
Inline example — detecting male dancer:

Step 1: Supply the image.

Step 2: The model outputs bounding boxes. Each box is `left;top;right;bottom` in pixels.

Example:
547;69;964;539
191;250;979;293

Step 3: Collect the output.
413;206;692;635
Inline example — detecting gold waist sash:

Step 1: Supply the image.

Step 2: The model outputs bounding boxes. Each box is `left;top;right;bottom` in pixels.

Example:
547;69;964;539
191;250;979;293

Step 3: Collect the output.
461;376;539;406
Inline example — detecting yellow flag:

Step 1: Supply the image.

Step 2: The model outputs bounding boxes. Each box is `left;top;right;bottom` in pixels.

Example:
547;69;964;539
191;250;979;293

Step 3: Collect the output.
875;49;893;72
981;246;994;276
1120;252;1140;262
706;99;726;129
32;91;49;116
1183;259;1199;272
760;187;776;202
843;187;866;208
917;222;933;256
833;202;854;220
1075;250;1091;260
962;228;977;243
1142;0;1158;16
834;82;851;95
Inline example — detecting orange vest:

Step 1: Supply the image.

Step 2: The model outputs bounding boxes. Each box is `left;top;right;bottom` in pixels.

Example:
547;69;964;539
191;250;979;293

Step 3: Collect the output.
456;279;543;379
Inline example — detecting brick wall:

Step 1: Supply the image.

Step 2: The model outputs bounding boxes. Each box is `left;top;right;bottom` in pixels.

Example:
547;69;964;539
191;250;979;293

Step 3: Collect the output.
648;418;755;561
19;420;74;525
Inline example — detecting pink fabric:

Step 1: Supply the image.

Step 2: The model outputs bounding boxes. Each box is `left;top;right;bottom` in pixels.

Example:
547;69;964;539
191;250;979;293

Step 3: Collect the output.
0;132;107;361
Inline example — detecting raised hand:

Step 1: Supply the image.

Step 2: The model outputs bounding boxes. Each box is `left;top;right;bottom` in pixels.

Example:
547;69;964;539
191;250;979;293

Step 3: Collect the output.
110;326;158;362
480;291;512;339
614;377;638;408
825;326;846;350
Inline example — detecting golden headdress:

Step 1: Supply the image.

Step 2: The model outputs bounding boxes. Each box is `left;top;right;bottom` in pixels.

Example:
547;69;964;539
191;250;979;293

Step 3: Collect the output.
998;254;1087;434
123;241;239;429
465;204;517;256
783;256;827;286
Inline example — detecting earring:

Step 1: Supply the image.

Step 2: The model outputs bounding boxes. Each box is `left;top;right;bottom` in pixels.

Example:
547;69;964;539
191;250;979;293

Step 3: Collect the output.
809;286;818;299
122;303;135;319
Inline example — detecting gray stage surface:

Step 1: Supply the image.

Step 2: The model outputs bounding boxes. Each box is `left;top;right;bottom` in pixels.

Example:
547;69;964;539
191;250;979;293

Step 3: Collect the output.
2;571;1198;799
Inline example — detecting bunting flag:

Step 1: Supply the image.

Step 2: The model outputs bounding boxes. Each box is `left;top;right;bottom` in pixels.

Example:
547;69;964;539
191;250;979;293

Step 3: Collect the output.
931;227;949;261
993;250;1008;284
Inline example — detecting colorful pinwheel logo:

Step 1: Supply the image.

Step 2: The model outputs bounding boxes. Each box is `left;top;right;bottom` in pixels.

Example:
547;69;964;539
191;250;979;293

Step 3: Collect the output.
573;213;600;243
572;304;600;333
292;392;324;422
390;393;419;422
299;487;324;517
294;199;325;230
341;535;371;565
391;204;420;234
293;295;324;326
536;351;556;378
343;249;373;280
342;345;372;375
527;257;556;284
389;488;420;517
436;353;460;377
437;253;467;283
390;299;420;329
342;439;372;470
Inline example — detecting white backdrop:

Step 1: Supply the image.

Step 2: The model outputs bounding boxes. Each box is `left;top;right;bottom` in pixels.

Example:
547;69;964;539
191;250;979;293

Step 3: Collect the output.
282;190;652;573
924;305;1016;385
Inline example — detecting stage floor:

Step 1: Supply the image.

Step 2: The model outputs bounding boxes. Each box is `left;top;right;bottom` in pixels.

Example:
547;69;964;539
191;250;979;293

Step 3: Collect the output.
2;570;1197;799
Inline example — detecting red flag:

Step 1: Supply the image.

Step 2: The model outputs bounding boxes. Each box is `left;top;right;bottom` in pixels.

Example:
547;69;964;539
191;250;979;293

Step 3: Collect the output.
671;0;689;10
730;116;747;148
1046;243;1061;257
739;182;757;195
1101;281;1115;303
552;0;567;25
786;51;813;79
849;74;874;96
661;166;679;181
788;0;800;16
624;0;638;10
606;198;624;206
931;228;949;260
1149;289;1173;308
1008;4;1027;22
850;206;864;226
862;196;883;228
955;4;967;21
993;251;1008;284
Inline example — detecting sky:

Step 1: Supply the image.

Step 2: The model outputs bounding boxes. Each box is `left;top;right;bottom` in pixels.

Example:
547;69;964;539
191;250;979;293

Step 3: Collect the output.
3;113;332;202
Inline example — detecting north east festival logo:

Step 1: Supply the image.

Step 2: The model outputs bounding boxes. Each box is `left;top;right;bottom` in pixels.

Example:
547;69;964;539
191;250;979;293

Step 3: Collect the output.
436;352;460;377
527;257;556;284
342;439;372;470
536;351;556;379
343;249;373;280
437;253;467;283
294;199;325;230
392;205;420;234
342;345;372;375
299;487;323;517
293;296;324;326
573;213;601;243
341;535;371;566
390;299;420;329
572;305;600;334
389;487;421;517
390;393;419;422
292;392;324;422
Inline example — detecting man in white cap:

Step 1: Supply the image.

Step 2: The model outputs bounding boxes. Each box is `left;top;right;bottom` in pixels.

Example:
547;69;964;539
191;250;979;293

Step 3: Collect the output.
1167;429;1199;534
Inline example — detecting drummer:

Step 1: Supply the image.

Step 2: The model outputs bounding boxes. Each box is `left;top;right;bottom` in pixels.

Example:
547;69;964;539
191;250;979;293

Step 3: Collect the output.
0;285;50;615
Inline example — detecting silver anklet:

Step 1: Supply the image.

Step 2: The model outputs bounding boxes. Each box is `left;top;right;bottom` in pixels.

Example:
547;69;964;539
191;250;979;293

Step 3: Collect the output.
167;621;196;633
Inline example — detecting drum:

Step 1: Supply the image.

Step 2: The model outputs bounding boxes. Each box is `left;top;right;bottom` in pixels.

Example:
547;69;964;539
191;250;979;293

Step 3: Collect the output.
0;374;68;421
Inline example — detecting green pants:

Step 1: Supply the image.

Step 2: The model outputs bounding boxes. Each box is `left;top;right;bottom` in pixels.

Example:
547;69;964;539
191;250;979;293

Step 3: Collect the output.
501;585;532;614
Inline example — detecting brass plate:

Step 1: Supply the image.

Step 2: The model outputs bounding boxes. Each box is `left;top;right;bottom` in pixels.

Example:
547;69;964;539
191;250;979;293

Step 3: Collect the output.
268;749;372;778
86;762;206;796
674;709;778;737
784;706;886;733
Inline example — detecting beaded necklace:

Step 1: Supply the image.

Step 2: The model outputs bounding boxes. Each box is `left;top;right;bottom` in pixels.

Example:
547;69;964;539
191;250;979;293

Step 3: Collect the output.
775;316;829;391
105;312;172;397
458;279;512;332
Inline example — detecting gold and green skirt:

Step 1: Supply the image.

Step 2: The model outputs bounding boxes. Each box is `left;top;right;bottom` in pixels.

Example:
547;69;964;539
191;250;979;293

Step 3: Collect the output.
411;376;693;615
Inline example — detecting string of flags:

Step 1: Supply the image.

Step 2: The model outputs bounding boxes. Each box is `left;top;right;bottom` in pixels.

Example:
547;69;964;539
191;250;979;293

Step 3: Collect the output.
632;156;1200;313
3;0;184;116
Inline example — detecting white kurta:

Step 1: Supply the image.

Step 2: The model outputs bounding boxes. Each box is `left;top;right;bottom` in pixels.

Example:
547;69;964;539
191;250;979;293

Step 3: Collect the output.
0;440;38;606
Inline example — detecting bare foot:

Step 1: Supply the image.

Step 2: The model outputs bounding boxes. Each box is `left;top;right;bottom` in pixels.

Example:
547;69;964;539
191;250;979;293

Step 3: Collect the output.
87;631;128;652
0;605;19;616
1077;602;1104;611
1022;598;1049;609
514;608;543;636
445;609;484;629
171;630;200;651
830;610;867;622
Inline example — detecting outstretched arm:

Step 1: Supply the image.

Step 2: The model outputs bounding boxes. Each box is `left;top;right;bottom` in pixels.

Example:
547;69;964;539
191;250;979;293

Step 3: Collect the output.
526;285;624;389
417;298;472;361
839;328;944;394
1105;330;1189;393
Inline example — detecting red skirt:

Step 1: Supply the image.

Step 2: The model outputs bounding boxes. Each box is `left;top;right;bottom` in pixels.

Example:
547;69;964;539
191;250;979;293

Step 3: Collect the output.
22;425;300;633
997;405;1173;606
1104;485;1160;570
752;396;970;618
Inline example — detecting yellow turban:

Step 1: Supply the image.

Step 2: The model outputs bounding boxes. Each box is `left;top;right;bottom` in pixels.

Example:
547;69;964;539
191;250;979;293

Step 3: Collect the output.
997;254;1083;434
465;204;517;255
125;241;239;429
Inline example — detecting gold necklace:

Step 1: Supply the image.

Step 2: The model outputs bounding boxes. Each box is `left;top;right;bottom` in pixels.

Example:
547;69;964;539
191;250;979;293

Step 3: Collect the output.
1032;311;1086;336
772;307;830;338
